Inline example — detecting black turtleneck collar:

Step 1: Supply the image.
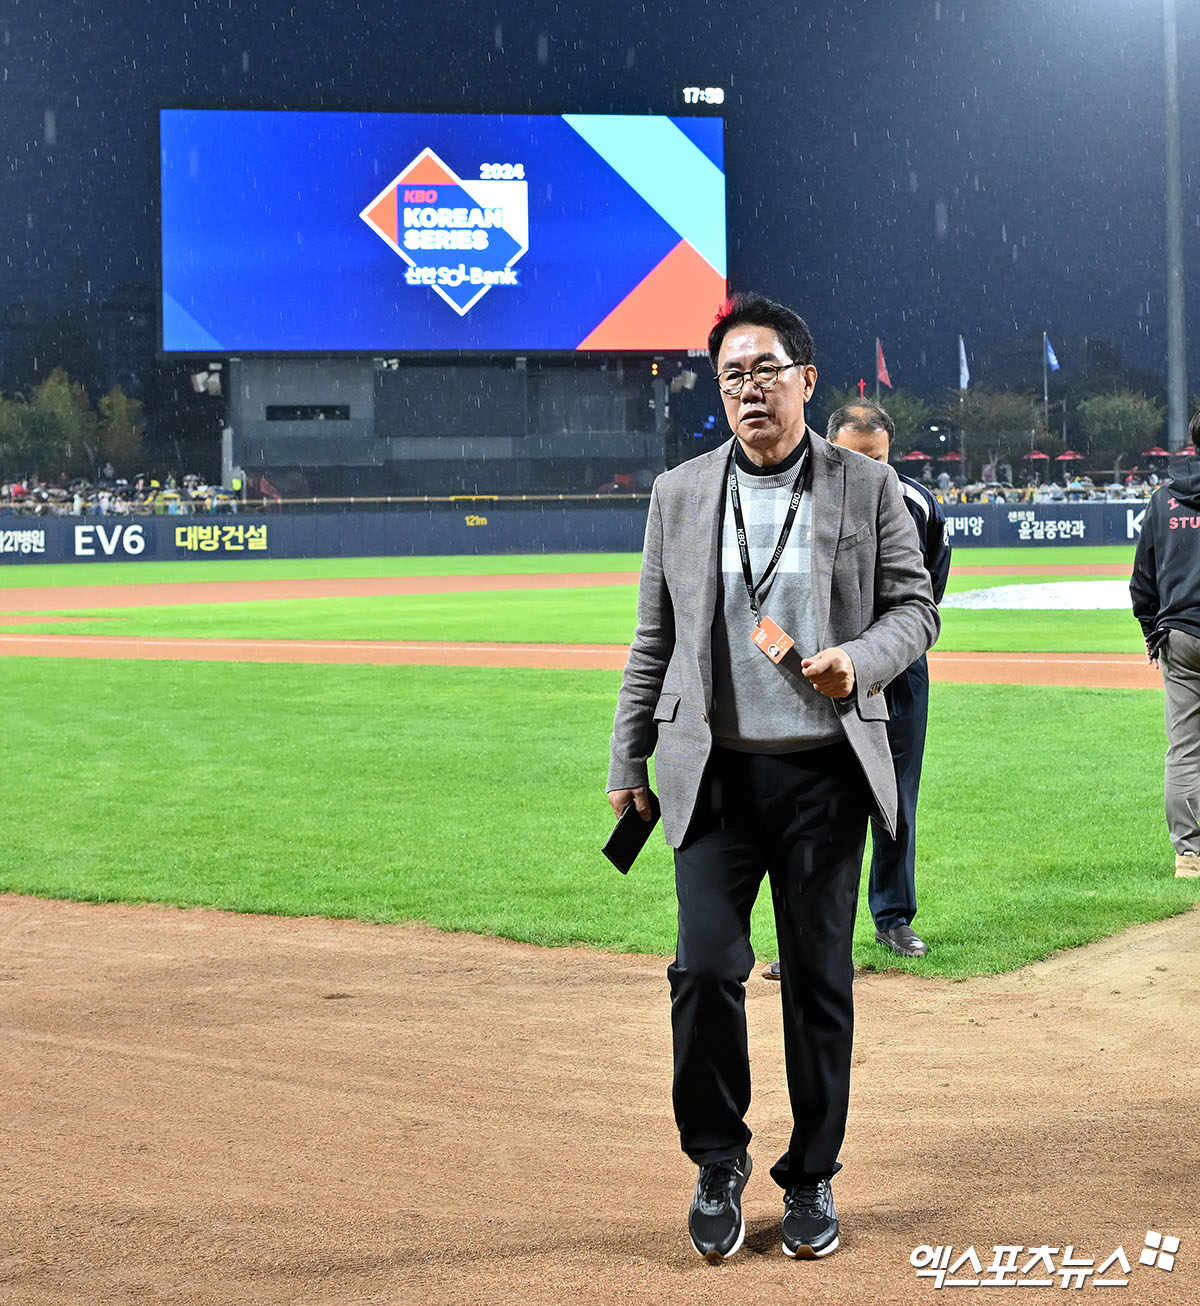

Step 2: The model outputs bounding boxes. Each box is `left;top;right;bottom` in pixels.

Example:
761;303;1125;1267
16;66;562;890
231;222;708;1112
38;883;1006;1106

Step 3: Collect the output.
734;432;809;477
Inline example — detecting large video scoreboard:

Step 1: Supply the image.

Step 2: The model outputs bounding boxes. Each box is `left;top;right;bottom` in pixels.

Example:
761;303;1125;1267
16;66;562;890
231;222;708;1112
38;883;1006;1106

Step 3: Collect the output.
159;109;726;354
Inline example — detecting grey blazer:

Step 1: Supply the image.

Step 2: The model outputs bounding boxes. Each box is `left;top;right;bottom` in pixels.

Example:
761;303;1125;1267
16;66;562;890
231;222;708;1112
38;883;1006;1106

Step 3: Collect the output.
607;432;941;846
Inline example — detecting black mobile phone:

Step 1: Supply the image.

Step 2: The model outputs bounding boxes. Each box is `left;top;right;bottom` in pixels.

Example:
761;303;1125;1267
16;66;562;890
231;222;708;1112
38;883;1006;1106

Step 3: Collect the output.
602;791;662;874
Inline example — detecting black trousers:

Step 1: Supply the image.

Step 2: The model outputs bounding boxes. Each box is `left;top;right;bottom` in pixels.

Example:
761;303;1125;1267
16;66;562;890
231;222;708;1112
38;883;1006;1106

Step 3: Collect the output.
668;740;871;1189
868;654;929;932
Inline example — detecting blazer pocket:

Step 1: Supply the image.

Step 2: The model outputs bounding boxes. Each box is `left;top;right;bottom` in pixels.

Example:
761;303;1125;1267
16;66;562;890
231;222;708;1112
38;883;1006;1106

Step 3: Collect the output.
837;523;872;550
653;692;681;723
856;692;890;721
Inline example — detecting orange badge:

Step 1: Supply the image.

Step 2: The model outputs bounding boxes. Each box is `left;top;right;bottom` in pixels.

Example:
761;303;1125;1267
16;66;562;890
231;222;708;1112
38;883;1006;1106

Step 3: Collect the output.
751;616;794;665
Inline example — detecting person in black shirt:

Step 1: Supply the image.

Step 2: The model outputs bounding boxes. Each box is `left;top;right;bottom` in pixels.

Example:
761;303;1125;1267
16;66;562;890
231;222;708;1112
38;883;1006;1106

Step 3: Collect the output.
1130;409;1200;878
764;401;951;967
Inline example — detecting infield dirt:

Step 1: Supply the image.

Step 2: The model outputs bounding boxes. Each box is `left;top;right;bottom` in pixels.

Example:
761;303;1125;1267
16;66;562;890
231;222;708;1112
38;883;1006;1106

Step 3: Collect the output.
2;894;1196;1306
3;563;1190;1305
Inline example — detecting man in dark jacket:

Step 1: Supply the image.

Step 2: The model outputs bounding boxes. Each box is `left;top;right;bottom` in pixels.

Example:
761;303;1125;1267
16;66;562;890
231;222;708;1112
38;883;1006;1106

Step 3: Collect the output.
767;402;955;976
764;400;950;971
1130;409;1200;878
831;403;952;954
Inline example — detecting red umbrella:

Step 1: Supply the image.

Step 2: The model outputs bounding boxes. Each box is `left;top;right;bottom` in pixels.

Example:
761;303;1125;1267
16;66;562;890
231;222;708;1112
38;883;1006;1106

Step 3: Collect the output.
1055;450;1084;461
1022;450;1050;460
899;450;931;461
1178;444;1197;456
1143;446;1171;457
937;451;964;462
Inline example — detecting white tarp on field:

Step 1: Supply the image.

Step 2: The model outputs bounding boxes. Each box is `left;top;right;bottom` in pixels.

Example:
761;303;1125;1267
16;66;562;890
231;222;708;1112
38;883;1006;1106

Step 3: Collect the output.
943;581;1130;610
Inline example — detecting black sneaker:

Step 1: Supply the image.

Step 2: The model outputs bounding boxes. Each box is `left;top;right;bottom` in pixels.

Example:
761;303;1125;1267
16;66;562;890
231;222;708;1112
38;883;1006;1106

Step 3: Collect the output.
688;1152;752;1262
781;1178;839;1258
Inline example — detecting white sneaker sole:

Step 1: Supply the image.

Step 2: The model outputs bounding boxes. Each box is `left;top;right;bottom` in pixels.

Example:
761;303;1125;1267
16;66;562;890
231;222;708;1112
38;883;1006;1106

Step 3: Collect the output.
783;1233;839;1259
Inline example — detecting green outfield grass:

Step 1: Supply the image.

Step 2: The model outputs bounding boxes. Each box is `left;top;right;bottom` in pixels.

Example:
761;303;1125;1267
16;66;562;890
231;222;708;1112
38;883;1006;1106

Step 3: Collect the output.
0;657;1191;978
946;545;1135;568
937;610;1144;654
0;543;1133;590
0;552;644;588
942;572;1125;594
0;589;642;645
0;588;1145;654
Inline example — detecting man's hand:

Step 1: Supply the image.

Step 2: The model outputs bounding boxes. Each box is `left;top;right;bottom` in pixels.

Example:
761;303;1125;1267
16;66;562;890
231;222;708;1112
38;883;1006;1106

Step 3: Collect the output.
608;786;653;821
1146;638;1160;670
801;647;855;699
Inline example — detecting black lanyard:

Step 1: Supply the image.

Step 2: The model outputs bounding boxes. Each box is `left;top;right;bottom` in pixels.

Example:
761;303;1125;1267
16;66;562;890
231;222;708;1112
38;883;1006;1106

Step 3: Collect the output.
727;441;810;621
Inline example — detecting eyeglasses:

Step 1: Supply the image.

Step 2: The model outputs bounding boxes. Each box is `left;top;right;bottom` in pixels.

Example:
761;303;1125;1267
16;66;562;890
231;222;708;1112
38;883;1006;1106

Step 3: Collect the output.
713;360;800;397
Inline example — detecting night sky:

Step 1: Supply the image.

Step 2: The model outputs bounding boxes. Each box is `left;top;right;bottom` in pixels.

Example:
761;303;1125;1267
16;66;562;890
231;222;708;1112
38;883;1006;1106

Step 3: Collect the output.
3;0;1198;401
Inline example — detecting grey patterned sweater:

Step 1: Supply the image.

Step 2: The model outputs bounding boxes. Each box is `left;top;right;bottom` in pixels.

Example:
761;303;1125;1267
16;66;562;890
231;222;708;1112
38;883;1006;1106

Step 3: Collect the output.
710;438;842;752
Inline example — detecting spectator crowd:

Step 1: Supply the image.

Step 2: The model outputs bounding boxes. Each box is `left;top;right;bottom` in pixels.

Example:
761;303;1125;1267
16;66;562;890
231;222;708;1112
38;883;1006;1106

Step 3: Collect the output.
0;472;237;516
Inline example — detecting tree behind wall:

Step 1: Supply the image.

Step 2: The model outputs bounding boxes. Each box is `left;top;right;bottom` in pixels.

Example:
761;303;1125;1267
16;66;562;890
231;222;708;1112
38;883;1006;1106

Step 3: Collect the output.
0;369;96;481
96;387;146;478
0;372;145;483
1076;392;1164;476
949;388;1048;481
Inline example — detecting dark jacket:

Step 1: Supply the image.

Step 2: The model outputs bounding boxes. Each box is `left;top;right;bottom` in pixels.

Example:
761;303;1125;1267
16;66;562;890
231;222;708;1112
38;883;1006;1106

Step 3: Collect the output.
1130;458;1200;652
897;472;952;603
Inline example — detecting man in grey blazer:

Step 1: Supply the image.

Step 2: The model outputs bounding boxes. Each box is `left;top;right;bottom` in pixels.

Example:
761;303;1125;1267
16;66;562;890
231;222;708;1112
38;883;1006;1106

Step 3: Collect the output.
606;294;939;1264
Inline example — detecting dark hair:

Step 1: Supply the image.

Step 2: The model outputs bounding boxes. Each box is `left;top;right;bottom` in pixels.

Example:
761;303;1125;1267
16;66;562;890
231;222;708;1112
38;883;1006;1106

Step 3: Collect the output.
826;401;895;444
707;293;816;373
1189;408;1200;447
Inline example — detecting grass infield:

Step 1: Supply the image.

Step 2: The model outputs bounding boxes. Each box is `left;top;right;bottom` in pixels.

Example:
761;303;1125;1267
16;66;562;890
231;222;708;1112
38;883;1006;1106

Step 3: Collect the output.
2;544;1192;977
0;660;1190;979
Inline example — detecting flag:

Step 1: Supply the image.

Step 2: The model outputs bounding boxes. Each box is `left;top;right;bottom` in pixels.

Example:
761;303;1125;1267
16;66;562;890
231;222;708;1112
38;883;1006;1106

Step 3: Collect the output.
958;335;970;389
875;338;893;389
1044;334;1060;372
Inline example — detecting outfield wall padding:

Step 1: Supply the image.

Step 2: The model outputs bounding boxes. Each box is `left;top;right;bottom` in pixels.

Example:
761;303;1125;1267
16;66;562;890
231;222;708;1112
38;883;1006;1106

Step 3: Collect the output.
0;501;1151;564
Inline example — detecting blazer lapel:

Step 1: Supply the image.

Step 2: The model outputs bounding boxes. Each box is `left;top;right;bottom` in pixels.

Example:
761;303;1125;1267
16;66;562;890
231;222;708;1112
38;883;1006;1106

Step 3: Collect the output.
692;438;734;705
808;431;843;646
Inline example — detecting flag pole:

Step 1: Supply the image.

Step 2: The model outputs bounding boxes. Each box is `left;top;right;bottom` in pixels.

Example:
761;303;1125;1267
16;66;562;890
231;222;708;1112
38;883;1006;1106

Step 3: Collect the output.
1164;0;1188;449
1042;331;1049;432
874;339;879;402
957;335;968;478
